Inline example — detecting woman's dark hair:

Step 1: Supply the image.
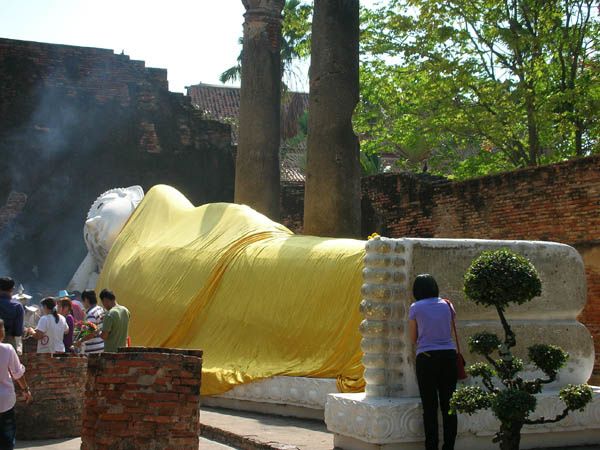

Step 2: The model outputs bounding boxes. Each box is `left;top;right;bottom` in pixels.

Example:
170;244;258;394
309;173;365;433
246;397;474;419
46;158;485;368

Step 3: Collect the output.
41;297;59;323
59;298;73;314
81;289;97;305
0;277;15;291
413;274;440;300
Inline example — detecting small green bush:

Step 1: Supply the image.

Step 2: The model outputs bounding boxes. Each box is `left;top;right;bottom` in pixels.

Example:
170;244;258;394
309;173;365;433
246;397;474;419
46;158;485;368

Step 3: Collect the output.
464;248;542;309
492;389;536;422
451;249;593;450
560;384;593;412
450;385;492;415
469;332;502;355
528;344;568;378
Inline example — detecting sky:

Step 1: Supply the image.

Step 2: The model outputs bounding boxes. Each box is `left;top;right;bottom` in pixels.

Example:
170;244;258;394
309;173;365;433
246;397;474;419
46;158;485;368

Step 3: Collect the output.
1;0;251;93
0;0;378;94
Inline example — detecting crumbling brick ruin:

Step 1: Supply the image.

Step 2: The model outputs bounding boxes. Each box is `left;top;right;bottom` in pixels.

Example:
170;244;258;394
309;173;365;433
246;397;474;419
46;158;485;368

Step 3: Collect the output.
0;38;234;292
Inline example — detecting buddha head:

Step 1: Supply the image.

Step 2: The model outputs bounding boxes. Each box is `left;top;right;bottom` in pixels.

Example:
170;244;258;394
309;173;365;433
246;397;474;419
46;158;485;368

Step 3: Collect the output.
84;186;144;269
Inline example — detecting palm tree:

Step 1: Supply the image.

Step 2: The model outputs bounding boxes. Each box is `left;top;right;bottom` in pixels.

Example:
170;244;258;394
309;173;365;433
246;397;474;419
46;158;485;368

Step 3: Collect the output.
220;0;311;87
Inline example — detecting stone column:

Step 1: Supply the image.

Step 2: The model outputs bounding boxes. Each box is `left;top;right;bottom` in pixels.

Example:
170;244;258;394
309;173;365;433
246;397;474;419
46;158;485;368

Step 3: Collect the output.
304;0;361;238
360;237;413;398
15;353;87;440
235;0;284;220
81;347;203;450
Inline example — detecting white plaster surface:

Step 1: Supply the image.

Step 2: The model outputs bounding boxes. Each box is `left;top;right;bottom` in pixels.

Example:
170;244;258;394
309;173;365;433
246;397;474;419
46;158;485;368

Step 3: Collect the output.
326;389;600;449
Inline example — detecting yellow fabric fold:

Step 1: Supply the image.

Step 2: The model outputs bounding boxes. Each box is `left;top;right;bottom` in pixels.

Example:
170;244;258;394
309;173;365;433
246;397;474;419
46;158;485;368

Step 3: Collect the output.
97;185;365;395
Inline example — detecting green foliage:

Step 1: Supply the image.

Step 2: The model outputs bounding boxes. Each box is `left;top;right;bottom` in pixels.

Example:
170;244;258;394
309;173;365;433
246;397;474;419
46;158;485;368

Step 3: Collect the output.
360;151;382;175
495;357;524;380
450;385;493;415
464;249;542;309
467;362;495;379
454;249;592;449
560;384;593;412
528;344;568;378
220;0;312;86
358;0;600;178
492;389;537;422
469;332;502;356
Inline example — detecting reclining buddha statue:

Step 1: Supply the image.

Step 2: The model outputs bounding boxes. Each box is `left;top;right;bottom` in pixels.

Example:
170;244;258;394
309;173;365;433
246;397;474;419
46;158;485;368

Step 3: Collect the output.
70;184;366;396
69;184;594;418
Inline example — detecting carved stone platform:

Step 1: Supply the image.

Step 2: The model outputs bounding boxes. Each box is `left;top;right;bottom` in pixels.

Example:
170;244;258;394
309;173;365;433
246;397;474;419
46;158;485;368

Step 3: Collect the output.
326;389;600;450
203;376;338;420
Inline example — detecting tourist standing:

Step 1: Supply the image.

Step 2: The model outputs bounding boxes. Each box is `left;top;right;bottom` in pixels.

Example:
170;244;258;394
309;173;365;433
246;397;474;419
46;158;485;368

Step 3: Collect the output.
78;290;104;354
25;297;69;353
0;318;32;450
408;274;458;450
99;289;130;352
58;298;75;352
0;277;24;355
69;290;86;323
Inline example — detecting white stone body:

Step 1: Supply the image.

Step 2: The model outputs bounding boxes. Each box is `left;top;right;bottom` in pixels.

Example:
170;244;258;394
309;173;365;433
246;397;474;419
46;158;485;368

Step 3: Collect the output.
68;186;144;291
326;237;600;449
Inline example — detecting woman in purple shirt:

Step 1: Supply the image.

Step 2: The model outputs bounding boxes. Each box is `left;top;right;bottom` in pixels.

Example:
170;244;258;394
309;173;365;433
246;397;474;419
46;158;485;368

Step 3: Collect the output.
408;274;458;450
58;298;75;352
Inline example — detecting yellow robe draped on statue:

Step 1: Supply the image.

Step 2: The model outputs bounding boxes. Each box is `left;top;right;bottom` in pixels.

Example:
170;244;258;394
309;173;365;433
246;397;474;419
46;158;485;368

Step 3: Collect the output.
97;185;365;395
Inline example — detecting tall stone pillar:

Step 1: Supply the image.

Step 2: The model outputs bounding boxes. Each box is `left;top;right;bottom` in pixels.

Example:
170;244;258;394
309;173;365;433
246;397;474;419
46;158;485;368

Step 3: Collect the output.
235;0;284;221
360;238;414;398
304;0;361;238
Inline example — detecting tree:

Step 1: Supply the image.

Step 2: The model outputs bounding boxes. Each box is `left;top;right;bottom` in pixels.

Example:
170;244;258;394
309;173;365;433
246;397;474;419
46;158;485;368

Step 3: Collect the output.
303;0;361;238
221;0;312;88
450;249;593;450
359;0;599;177
235;0;285;220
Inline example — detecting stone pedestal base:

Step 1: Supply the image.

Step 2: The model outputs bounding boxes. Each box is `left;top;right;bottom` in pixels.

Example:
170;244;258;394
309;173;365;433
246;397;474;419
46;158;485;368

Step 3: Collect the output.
325;389;600;450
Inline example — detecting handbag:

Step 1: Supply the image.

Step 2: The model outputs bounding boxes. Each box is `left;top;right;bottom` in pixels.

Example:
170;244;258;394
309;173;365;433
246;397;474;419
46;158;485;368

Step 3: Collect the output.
443;299;468;380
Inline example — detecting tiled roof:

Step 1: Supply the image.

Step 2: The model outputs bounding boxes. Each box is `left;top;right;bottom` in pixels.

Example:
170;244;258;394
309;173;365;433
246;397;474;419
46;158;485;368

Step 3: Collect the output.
187;83;308;182
187;83;241;122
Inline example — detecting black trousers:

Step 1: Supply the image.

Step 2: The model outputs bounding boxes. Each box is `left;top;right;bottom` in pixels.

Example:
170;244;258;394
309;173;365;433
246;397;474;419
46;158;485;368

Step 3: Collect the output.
0;407;16;450
416;350;458;450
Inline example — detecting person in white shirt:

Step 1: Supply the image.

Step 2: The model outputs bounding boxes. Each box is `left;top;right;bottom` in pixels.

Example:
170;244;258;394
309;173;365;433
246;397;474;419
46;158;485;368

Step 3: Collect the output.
0;318;32;450
25;297;69;353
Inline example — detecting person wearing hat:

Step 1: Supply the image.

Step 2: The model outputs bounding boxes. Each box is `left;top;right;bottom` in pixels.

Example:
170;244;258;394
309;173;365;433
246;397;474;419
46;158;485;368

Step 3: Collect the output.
0;278;24;355
58;290;84;323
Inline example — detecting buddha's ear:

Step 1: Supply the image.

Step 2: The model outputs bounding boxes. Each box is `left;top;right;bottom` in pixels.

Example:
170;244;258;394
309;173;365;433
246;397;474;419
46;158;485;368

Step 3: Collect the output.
126;185;145;206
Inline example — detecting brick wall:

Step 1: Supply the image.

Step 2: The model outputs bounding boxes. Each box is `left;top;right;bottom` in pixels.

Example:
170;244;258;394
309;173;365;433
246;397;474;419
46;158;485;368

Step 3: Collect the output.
0;38;234;292
281;155;600;376
81;347;202;450
15;353;87;440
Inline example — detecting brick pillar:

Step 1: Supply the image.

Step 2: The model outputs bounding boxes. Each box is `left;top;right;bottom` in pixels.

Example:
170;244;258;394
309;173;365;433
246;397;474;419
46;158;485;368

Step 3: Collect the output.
15;353;88;439
81;347;203;450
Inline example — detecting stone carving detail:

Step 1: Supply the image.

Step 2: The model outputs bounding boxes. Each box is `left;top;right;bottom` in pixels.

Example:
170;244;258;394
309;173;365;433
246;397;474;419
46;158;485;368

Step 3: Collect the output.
327;237;598;448
360;237;412;398
325;389;600;444
68;186;144;291
218;376;338;409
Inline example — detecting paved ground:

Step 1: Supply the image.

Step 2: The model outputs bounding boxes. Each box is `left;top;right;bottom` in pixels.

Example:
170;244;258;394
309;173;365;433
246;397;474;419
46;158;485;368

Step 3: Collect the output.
13;406;600;450
16;437;233;449
201;406;332;449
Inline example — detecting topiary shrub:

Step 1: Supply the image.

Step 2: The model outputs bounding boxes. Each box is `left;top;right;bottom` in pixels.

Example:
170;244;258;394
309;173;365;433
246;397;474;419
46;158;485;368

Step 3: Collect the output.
450;249;592;450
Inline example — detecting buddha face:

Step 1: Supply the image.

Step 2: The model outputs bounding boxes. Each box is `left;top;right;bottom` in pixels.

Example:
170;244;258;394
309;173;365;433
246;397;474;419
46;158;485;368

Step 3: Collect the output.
84;186;144;268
